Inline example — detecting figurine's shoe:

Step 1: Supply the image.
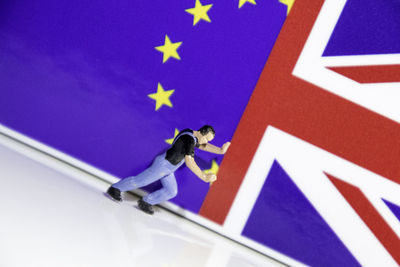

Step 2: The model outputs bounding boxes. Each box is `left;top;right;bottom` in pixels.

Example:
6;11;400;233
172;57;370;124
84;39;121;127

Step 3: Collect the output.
106;186;122;202
137;198;154;215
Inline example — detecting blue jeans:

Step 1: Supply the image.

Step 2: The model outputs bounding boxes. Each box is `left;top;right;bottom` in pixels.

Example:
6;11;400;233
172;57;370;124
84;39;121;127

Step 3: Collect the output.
112;153;184;205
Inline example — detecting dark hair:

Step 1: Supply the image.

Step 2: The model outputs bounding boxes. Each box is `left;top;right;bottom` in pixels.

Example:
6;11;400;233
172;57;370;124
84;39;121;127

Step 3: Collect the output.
198;125;215;136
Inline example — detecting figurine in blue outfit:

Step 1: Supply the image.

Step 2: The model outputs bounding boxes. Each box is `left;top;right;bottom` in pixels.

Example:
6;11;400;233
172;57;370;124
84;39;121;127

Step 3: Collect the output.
106;125;231;214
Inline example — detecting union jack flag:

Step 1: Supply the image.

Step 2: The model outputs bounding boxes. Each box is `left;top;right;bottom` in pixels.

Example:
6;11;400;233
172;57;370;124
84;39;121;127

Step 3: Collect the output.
200;0;400;265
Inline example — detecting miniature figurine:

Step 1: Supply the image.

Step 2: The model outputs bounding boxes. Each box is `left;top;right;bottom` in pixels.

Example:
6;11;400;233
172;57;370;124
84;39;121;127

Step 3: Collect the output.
106;125;231;215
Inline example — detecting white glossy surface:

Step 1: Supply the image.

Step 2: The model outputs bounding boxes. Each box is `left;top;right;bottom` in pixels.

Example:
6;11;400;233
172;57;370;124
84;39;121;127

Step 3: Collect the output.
0;135;284;267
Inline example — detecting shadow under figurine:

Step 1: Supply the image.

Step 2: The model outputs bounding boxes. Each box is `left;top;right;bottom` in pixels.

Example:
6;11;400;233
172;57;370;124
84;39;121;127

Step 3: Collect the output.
106;125;231;215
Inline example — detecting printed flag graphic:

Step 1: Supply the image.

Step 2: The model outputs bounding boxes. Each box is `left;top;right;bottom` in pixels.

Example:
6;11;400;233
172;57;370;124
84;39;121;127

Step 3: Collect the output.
234;127;400;266
2;0;399;265
0;0;287;212
200;0;400;265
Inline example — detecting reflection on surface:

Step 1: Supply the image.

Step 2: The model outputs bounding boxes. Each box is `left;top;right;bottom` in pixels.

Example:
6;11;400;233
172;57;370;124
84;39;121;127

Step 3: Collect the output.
0;139;282;267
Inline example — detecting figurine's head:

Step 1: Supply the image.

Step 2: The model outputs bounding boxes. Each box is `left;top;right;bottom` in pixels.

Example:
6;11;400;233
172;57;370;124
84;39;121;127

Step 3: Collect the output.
197;125;215;144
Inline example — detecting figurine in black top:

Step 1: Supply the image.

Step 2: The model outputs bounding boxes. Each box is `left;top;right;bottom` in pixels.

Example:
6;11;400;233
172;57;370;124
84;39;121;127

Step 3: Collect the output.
106;125;231;215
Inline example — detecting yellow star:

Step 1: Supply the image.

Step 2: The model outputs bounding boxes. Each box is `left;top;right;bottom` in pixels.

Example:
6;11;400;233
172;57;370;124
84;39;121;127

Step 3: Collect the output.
148;83;174;111
238;0;256;8
204;160;219;175
279;0;295;15
155;35;182;63
165;128;180;145
185;0;213;26
205;160;219;186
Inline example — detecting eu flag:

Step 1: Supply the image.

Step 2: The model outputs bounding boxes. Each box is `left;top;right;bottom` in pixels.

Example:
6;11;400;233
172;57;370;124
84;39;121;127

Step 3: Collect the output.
0;0;287;212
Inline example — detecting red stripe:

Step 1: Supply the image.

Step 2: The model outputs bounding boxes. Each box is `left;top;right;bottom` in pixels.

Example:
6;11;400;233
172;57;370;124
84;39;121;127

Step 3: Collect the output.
199;0;326;224
200;0;400;227
327;174;400;264
328;65;400;83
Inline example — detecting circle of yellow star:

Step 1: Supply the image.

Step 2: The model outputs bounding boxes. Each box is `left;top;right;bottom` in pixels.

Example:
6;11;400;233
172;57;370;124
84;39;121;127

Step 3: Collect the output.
238;0;256;8
148;83;175;111
205;160;219;186
155;35;182;63
204;160;219;175
279;0;295;15
165;128;180;144
185;0;213;26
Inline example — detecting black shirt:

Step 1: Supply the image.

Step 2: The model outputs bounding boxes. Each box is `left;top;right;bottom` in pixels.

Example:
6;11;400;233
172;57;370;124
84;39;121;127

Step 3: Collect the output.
165;129;199;165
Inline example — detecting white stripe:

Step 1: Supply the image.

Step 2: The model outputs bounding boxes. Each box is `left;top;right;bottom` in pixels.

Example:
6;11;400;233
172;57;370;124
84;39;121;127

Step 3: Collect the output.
321;54;400;67
292;0;400;123
224;126;399;266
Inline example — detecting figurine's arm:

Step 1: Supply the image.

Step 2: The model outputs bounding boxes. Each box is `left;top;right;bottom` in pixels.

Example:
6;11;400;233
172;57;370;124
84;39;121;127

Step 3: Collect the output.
185;155;216;183
198;142;231;155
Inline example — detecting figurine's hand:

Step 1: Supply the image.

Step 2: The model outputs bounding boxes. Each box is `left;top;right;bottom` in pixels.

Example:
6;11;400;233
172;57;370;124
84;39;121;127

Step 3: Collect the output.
204;173;217;183
221;142;231;154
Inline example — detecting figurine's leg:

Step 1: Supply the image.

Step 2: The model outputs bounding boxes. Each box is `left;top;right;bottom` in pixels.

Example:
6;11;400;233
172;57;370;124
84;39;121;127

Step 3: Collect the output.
112;154;168;192
142;172;178;205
